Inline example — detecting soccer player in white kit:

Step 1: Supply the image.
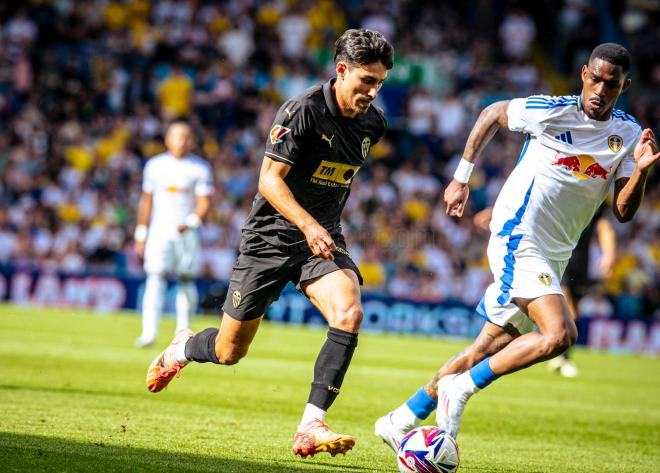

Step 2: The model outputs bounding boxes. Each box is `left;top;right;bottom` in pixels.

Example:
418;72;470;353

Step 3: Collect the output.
133;122;214;347
375;43;659;449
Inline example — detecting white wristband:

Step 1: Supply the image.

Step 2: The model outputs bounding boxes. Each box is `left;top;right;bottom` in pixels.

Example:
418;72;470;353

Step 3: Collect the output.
453;159;475;184
184;213;202;229
134;224;148;242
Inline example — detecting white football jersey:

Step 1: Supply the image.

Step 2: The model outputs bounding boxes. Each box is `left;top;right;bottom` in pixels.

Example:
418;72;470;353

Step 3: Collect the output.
490;95;642;260
142;152;214;232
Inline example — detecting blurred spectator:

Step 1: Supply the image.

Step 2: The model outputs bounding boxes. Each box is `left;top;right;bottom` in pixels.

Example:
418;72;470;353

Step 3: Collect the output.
499;8;536;60
0;0;656;321
157;65;194;119
577;288;614;318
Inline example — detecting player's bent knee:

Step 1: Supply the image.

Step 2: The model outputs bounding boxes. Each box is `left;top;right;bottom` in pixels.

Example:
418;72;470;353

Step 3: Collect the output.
541;330;575;357
216;347;248;365
216;351;243;366
331;306;363;333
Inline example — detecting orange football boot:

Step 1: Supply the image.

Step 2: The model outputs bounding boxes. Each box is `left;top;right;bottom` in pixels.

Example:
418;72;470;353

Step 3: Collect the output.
292;419;356;458
146;329;194;393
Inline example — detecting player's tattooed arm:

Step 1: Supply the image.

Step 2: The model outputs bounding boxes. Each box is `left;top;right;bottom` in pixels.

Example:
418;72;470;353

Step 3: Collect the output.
444;100;510;217
613;128;659;222
460;100;511;165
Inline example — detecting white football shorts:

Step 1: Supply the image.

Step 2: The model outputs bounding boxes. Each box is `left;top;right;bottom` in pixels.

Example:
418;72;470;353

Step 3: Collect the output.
144;228;201;277
476;234;569;334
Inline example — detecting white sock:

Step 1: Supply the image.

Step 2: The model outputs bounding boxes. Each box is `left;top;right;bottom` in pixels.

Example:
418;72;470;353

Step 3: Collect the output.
298;403;327;431
175;337;190;364
452;371;480;396
175;281;197;332
391;403;421;432
141;274;166;341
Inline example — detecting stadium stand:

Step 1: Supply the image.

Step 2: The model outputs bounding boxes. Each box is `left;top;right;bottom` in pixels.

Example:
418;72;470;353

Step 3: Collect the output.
0;1;657;320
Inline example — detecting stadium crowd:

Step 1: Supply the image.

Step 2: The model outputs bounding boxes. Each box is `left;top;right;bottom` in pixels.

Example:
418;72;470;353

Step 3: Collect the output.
0;1;658;319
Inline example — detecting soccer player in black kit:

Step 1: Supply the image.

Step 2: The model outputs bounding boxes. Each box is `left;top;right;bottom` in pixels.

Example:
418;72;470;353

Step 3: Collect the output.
146;29;393;458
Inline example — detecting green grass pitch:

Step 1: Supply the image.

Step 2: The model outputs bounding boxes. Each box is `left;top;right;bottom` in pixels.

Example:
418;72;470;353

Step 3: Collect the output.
1;304;658;472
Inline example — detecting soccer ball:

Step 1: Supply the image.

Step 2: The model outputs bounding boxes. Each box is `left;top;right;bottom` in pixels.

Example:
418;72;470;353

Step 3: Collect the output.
396;426;460;473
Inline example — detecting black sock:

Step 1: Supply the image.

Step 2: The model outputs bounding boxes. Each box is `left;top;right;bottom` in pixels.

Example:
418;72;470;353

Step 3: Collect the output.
307;327;358;411
184;328;220;364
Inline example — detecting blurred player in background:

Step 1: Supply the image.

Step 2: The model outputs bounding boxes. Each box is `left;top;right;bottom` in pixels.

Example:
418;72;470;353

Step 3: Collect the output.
375;43;659;450
145;29;393;458
134;122;213;347
550;205;616;377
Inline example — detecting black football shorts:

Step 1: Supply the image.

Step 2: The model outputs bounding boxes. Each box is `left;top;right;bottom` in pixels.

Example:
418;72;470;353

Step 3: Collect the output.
221;232;362;321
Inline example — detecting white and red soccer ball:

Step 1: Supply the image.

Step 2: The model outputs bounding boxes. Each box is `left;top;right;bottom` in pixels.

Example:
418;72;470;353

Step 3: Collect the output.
396;426;460;473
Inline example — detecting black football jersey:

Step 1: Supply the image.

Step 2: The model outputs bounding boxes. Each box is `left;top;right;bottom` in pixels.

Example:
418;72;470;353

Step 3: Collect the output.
242;79;387;247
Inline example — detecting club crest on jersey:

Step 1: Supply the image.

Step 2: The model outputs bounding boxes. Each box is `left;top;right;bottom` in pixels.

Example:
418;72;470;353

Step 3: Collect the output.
608;135;623;153
538;273;552;286
270;125;291;144
232;291;241;308
361;137;371;158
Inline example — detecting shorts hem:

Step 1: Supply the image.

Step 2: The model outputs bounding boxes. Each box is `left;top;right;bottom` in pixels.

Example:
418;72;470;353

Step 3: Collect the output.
297;265;362;291
508;287;564;300
221;303;265;322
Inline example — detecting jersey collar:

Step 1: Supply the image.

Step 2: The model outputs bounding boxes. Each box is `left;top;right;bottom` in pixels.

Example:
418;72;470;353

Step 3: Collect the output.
323;79;342;117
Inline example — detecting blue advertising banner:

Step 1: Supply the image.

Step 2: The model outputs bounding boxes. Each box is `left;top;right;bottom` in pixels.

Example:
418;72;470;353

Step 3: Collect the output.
0;264;657;354
267;288;485;339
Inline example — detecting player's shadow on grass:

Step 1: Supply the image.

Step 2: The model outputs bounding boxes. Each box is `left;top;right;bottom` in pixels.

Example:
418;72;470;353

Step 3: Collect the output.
1;432;384;473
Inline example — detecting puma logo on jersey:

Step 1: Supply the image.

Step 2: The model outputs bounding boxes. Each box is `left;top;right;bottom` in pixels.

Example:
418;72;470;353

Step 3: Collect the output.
285;107;296;120
322;133;335;147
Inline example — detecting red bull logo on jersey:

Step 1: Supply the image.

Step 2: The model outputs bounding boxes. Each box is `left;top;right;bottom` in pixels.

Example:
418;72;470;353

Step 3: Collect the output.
552;153;611;180
608;135;623;153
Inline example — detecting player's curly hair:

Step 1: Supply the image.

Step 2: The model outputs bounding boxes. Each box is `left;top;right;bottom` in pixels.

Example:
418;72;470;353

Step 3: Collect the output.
589;43;631;73
334;29;394;70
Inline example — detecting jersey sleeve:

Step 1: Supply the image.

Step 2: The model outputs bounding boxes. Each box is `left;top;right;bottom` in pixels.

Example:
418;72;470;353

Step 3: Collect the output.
614;127;642;180
194;161;214;196
141;159;156;193
507;96;576;137
263;99;312;166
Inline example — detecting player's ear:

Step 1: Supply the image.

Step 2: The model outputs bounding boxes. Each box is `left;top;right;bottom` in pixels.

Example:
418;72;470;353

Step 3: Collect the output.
580;64;588;83
336;62;347;80
621;77;631;93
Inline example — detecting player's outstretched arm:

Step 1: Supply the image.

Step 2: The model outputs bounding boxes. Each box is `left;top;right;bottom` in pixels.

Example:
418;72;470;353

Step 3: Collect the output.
258;157;336;260
613;129;659;222
444;100;510;217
